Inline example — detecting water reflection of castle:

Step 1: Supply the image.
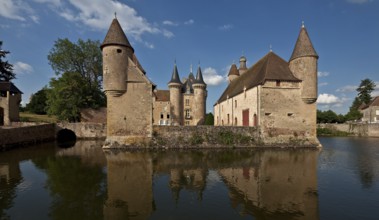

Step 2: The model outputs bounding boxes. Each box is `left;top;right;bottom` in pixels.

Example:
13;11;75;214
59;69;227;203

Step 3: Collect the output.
103;149;319;219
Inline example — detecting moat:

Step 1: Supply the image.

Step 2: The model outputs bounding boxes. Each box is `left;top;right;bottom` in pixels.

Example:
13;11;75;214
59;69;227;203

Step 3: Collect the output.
1;137;378;219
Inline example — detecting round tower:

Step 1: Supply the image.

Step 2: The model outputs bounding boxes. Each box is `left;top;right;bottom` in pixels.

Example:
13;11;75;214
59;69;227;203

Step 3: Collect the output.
239;56;247;75
168;63;183;125
193;66;207;125
289;24;318;104
101;18;134;97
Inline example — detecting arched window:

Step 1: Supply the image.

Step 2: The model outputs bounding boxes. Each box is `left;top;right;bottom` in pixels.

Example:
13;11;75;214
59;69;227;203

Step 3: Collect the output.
234;117;237;125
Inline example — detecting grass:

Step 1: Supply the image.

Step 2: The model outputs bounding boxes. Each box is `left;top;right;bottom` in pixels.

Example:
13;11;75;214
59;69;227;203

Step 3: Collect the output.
20;112;58;123
317;127;350;137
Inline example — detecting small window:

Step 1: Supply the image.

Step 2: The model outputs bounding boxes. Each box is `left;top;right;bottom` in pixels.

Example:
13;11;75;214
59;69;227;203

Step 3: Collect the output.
185;99;189;106
287;113;294;116
227;114;230;125
265;112;271;116
276;80;280;87
160;114;164;119
117;49;122;53
167;114;170;119
235;100;237;108
234;117;237;125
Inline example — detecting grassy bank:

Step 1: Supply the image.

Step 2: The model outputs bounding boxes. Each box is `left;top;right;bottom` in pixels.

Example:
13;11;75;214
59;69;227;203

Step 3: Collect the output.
20;112;58;123
317;127;351;137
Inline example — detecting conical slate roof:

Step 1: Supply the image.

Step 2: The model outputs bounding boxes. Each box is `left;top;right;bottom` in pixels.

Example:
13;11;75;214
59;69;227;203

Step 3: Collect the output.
194;66;206;85
168;63;182;85
290;26;318;61
228;64;240;76
101;18;134;51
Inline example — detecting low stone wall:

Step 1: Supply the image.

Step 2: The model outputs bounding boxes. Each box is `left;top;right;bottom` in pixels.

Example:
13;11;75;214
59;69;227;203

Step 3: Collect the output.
151;125;259;148
318;123;379;137
0;123;55;150
57;123;106;139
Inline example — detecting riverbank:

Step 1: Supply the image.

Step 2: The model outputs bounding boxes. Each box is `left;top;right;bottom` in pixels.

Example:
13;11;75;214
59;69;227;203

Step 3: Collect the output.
317;123;379;137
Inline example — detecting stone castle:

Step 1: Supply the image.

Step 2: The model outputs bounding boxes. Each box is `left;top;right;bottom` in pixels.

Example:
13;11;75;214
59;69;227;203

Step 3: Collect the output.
101;18;207;146
214;24;319;145
0;82;22;126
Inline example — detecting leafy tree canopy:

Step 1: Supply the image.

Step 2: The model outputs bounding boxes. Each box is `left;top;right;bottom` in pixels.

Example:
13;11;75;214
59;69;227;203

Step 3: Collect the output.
204;112;214;125
0;41;16;81
26;87;49;114
357;78;376;105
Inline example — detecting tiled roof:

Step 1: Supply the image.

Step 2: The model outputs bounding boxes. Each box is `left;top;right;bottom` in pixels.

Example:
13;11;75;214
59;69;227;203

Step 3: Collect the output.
290;26;318;61
361;96;379;110
101;18;134;51
216;52;300;103
168;64;182;85
0;82;23;94
154;90;170;101
228;64;239;76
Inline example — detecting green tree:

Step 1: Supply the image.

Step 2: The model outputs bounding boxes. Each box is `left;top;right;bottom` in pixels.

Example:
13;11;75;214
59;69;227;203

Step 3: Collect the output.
26;87;49;114
317;109;344;123
357;78;376;105
345;97;363;121
47;72;95;122
204;112;214;125
0;41;15;81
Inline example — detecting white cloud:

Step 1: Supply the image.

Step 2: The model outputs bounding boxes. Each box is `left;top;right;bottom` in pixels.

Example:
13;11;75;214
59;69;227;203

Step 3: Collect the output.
202;67;226;86
317;93;340;104
184;19;194;25
32;0;173;42
162;20;178;26
318;71;329;77
0;0;37;22
144;42;154;49
219;24;233;31
336;85;357;93
347;0;372;4
13;61;34;75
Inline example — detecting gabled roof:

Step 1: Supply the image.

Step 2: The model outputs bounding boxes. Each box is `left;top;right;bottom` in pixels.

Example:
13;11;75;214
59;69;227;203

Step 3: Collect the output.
228;64;239;76
182;72;195;93
290;26;318;61
360;96;379;110
101;18;134;52
168;64;182;85
216;52;300;103
154;90;170;101
0;82;23;94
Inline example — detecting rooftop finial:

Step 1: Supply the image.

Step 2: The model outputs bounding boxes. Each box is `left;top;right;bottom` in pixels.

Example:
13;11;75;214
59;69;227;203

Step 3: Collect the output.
198;60;200;66
242;50;245;56
302;21;305;28
270;44;273;52
114;12;117;19
174;58;176;65
190;63;193;73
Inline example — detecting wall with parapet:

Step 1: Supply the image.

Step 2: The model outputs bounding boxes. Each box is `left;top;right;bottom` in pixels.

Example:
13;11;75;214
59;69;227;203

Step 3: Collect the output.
318;123;379;137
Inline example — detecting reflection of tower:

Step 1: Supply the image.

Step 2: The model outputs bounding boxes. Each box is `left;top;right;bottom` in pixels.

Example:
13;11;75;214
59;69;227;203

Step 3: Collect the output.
219;150;319;219
169;168;207;202
104;151;153;219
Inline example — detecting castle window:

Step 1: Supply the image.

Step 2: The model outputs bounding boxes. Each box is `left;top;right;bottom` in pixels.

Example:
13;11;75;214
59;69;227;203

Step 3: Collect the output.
227;114;230;125
185;121;190;125
287;113;294;117
185;109;191;119
276;80;280;87
160;113;164;119
167;114;170;119
235;100;237;108
265;112;271;116
117;49;122;53
234;117;237;125
185;99;189;106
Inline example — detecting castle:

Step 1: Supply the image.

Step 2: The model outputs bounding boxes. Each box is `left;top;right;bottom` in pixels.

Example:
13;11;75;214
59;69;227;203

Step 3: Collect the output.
101;18;207;146
214;24;319;144
0;82;22;126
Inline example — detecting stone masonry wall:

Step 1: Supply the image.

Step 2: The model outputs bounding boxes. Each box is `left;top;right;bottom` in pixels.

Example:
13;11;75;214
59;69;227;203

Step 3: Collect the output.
0;123;55;150
318;123;379;137
57;123;106;139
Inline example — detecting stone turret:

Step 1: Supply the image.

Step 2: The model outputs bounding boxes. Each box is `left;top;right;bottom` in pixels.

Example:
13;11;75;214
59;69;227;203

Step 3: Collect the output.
101;18;134;97
227;63;239;83
239;56;247;75
168;63;183;125
193;65;207;125
289;23;319;104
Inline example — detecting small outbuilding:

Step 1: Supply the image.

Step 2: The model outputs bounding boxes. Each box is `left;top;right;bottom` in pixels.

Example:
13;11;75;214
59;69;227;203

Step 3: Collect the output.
0;82;22;126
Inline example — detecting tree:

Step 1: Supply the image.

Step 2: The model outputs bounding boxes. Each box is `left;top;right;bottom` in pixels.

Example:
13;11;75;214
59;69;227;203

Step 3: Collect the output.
345;97;363;121
204;112;214;125
357;78;376;105
26;87;49;114
317;110;345;123
47;72;95;122
0;41;15;81
46;38;106;121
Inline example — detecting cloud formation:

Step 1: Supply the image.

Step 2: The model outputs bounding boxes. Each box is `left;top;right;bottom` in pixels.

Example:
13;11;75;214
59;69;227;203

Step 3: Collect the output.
13;61;34;75
0;0;37;22
317;93;340;104
184;19;194;25
336;85;357;93
318;71;329;77
202;67;225;86
219;24;233;31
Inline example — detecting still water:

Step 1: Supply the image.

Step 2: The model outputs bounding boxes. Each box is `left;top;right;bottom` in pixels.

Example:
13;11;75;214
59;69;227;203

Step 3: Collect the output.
0;137;378;219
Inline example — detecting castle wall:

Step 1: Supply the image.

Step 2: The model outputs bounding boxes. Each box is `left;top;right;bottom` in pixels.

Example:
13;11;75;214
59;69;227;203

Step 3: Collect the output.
214;87;258;127
192;85;206;125
259;81;318;144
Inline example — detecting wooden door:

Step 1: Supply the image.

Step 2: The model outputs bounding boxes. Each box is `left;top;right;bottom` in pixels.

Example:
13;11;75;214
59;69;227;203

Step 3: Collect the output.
242;109;249;126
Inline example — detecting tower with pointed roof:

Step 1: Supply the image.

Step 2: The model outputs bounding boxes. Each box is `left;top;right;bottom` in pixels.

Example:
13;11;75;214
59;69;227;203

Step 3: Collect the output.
101;17;155;147
168;62;183;125
228;63;239;83
192;65;207;125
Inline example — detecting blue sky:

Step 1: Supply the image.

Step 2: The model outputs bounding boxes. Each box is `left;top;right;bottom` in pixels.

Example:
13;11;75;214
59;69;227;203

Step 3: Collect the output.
1;0;378;114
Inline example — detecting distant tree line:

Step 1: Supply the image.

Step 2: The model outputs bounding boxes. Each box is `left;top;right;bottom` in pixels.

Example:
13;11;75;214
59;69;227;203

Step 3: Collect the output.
318;78;376;123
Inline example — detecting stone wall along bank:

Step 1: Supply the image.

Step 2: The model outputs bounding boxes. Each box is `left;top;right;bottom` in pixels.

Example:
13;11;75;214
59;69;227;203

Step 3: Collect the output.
318;123;379;137
57;123;106;139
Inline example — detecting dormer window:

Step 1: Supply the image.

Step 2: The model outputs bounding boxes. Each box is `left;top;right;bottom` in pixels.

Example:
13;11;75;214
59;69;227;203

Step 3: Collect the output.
276;80;281;87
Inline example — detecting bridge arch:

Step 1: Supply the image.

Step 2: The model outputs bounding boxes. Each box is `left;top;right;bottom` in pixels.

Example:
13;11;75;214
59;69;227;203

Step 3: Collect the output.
56;128;77;148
